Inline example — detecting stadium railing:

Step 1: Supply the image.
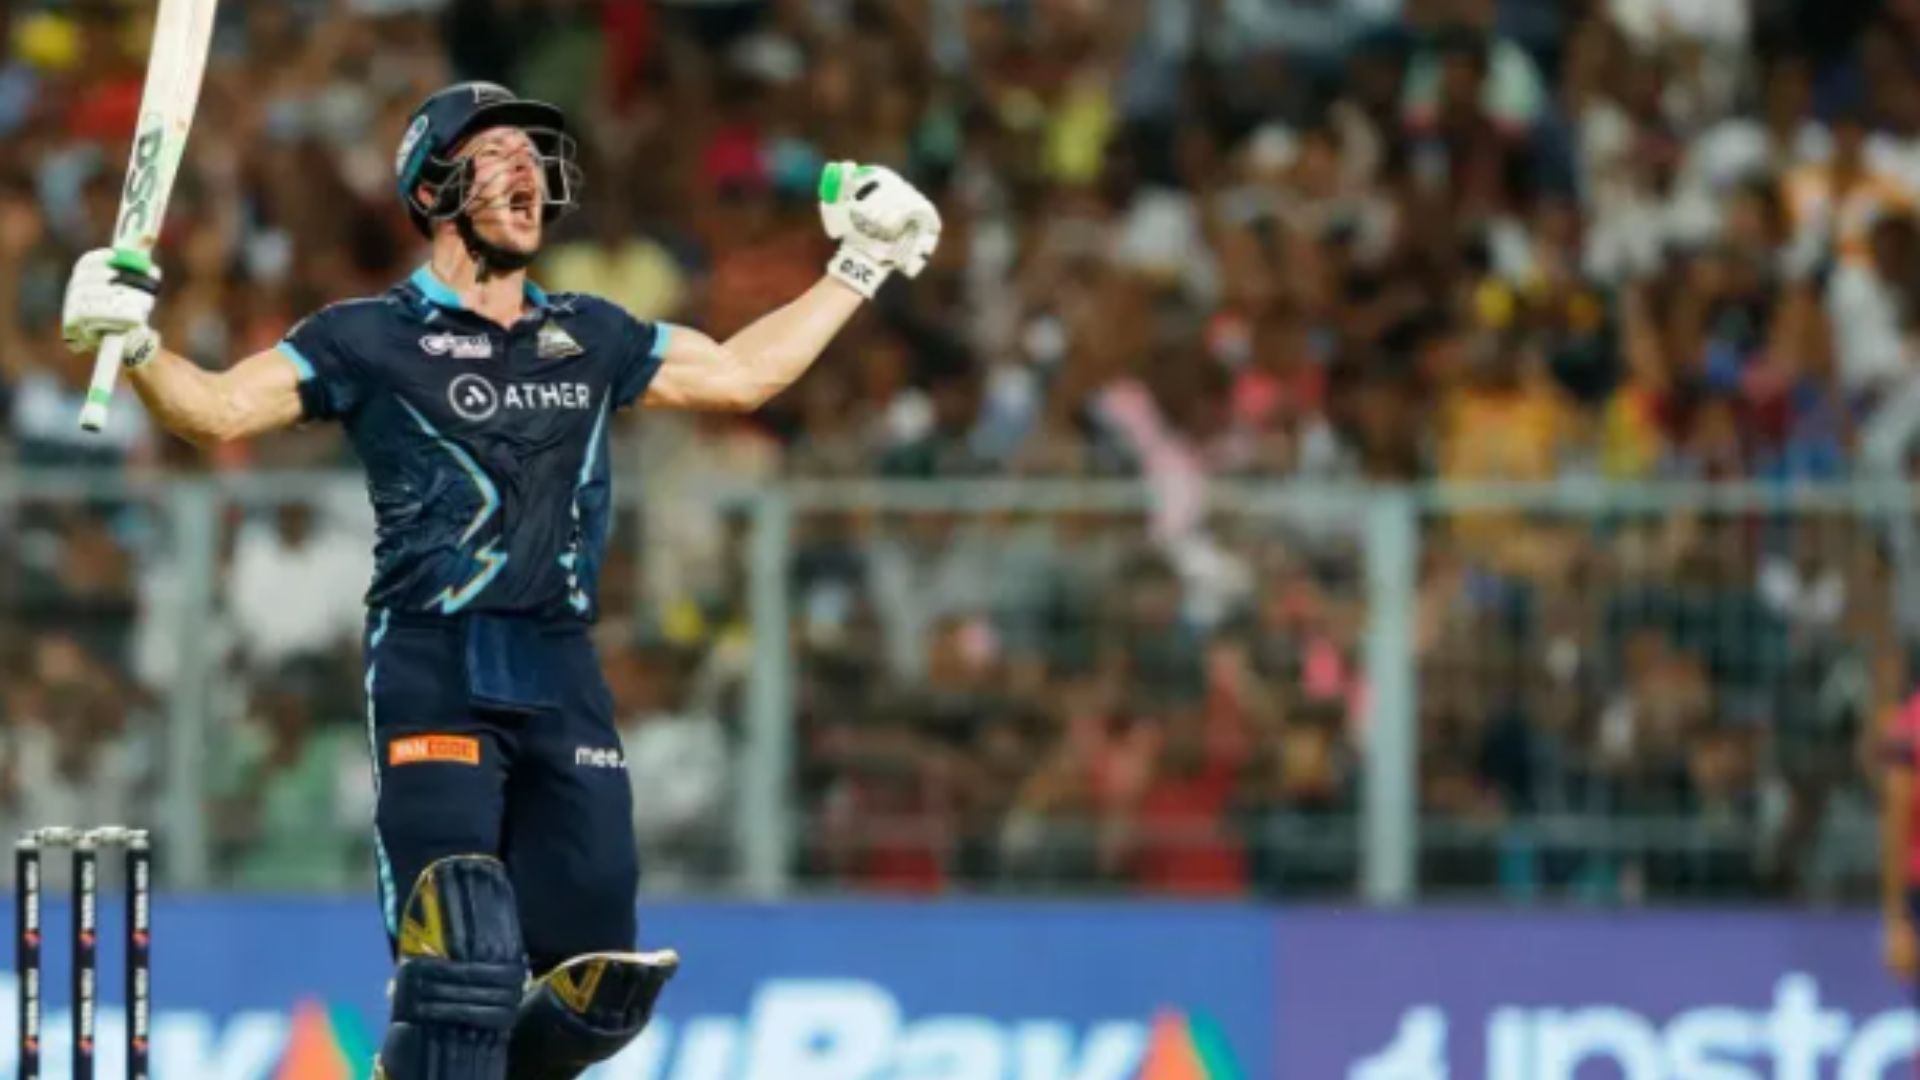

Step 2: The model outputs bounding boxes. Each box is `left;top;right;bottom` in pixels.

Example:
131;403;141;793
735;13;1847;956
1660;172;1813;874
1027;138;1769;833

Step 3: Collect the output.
0;470;1901;905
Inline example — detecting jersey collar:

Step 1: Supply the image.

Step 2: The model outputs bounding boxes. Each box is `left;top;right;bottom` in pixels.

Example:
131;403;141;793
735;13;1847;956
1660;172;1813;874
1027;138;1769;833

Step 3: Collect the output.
408;265;551;315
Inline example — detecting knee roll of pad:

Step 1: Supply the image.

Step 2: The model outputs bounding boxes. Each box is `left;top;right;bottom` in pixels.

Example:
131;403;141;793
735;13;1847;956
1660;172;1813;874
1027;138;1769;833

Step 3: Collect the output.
378;855;530;1080
394;955;525;1026
506;950;680;1080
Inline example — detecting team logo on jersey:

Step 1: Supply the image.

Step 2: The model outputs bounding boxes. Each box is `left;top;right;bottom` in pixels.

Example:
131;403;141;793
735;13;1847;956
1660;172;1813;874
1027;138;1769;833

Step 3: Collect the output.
574;747;626;770
448;373;500;421
537;323;583;359
421;332;493;360
446;374;594;421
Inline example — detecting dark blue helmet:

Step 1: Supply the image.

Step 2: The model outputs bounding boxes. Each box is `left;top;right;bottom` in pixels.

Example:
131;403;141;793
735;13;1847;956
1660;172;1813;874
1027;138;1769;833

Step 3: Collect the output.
394;82;581;237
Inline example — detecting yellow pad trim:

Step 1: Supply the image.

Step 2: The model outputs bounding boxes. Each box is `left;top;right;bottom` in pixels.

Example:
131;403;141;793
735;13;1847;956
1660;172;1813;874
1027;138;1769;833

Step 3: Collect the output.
398;865;447;959
548;959;604;1014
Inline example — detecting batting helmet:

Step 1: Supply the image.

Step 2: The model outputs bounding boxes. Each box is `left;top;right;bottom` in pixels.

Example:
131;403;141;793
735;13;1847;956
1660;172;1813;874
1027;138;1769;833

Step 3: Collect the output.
394;82;581;237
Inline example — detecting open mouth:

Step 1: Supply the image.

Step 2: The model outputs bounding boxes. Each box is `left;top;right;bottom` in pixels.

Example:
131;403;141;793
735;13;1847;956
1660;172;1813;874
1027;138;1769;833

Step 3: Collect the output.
508;189;536;225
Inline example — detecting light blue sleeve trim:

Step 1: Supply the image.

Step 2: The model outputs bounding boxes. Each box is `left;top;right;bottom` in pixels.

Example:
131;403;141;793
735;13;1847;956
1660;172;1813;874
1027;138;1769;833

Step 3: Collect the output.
279;342;317;382
651;322;676;361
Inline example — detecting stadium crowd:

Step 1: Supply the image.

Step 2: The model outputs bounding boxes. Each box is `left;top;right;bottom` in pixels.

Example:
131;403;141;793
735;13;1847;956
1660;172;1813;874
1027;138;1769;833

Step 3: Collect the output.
0;0;1911;901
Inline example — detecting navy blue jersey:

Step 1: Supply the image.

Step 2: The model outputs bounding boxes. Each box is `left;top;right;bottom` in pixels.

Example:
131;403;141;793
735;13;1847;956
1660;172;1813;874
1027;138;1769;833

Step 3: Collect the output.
280;266;669;621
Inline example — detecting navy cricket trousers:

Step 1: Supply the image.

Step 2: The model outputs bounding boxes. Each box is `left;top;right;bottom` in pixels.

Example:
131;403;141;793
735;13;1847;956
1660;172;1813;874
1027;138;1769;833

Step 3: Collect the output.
361;609;639;976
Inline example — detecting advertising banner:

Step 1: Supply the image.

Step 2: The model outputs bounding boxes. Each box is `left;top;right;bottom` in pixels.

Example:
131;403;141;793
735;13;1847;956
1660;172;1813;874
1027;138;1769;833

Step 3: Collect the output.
0;897;1912;1078
1276;911;1917;1079
0;898;1273;1079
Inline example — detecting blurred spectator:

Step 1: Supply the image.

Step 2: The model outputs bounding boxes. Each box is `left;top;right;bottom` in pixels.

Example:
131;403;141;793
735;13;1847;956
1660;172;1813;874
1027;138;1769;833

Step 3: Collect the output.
611;641;732;889
1403;0;1547;138
226;502;371;675
4;634;148;841
1783;108;1917;274
541;193;690;322
1683;52;1829;203
208;660;362;891
999;734;1106;888
1833;212;1920;402
1117;696;1250;896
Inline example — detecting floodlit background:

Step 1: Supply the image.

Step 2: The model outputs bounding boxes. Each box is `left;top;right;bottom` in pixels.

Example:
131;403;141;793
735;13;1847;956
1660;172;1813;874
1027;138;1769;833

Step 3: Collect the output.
2;0;1920;1076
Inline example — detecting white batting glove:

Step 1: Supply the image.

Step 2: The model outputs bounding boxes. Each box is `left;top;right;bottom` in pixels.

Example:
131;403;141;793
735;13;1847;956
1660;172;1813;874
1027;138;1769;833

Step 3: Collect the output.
819;162;943;299
62;248;163;367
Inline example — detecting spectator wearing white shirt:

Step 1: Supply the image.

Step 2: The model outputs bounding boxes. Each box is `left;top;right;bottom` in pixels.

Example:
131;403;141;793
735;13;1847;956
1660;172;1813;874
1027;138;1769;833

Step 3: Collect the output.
1863;34;1920;195
1780;107;1917;278
225;502;371;674
1843;214;1920;487
1402;0;1548;137
1830;214;1920;401
610;644;731;890
1608;0;1748;49
1683;52;1830;200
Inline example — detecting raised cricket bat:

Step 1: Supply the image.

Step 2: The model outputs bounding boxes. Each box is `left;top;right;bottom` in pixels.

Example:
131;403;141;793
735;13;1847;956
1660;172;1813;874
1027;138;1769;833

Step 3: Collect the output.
77;0;220;434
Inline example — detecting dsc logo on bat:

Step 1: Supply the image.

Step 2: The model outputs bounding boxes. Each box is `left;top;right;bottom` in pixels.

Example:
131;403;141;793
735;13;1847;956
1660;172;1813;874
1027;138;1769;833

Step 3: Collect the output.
116;120;168;241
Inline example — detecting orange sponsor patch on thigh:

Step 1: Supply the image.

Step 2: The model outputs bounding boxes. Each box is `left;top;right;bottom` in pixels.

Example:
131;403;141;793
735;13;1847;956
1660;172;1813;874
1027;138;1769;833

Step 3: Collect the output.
389;734;481;767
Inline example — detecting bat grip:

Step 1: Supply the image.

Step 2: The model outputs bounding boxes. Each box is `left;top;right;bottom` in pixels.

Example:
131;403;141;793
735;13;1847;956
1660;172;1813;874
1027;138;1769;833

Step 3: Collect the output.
78;333;126;434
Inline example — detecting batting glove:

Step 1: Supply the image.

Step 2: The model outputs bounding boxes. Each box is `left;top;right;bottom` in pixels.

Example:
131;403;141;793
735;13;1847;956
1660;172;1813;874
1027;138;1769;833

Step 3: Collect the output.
62;249;163;367
819;162;943;299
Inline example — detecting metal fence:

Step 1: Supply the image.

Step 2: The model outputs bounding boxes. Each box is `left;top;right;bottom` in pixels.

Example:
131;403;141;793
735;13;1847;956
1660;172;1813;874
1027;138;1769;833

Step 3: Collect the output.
0;470;1903;905
1413;483;1899;905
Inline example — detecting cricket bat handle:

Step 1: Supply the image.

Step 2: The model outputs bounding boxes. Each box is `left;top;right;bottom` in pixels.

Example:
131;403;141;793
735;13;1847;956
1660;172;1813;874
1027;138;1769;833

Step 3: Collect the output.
79;332;128;434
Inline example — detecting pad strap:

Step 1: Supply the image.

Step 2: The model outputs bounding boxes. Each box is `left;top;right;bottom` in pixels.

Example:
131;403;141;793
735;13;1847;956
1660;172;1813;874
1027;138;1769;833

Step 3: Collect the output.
394;956;525;1027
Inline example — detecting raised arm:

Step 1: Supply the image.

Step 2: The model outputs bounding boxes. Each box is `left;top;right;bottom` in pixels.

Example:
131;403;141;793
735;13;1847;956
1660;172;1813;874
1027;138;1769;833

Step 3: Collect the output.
124;343;307;446
646;162;940;413
644;279;864;412
62;249;308;446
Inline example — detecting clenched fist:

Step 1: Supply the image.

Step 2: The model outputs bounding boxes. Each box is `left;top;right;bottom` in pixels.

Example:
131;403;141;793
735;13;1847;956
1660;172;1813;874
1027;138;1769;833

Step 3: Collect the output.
62;249;163;367
818;162;942;299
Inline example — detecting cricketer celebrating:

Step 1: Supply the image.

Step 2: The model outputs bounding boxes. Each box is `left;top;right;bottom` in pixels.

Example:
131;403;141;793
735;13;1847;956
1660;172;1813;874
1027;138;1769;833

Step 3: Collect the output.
58;82;941;1079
